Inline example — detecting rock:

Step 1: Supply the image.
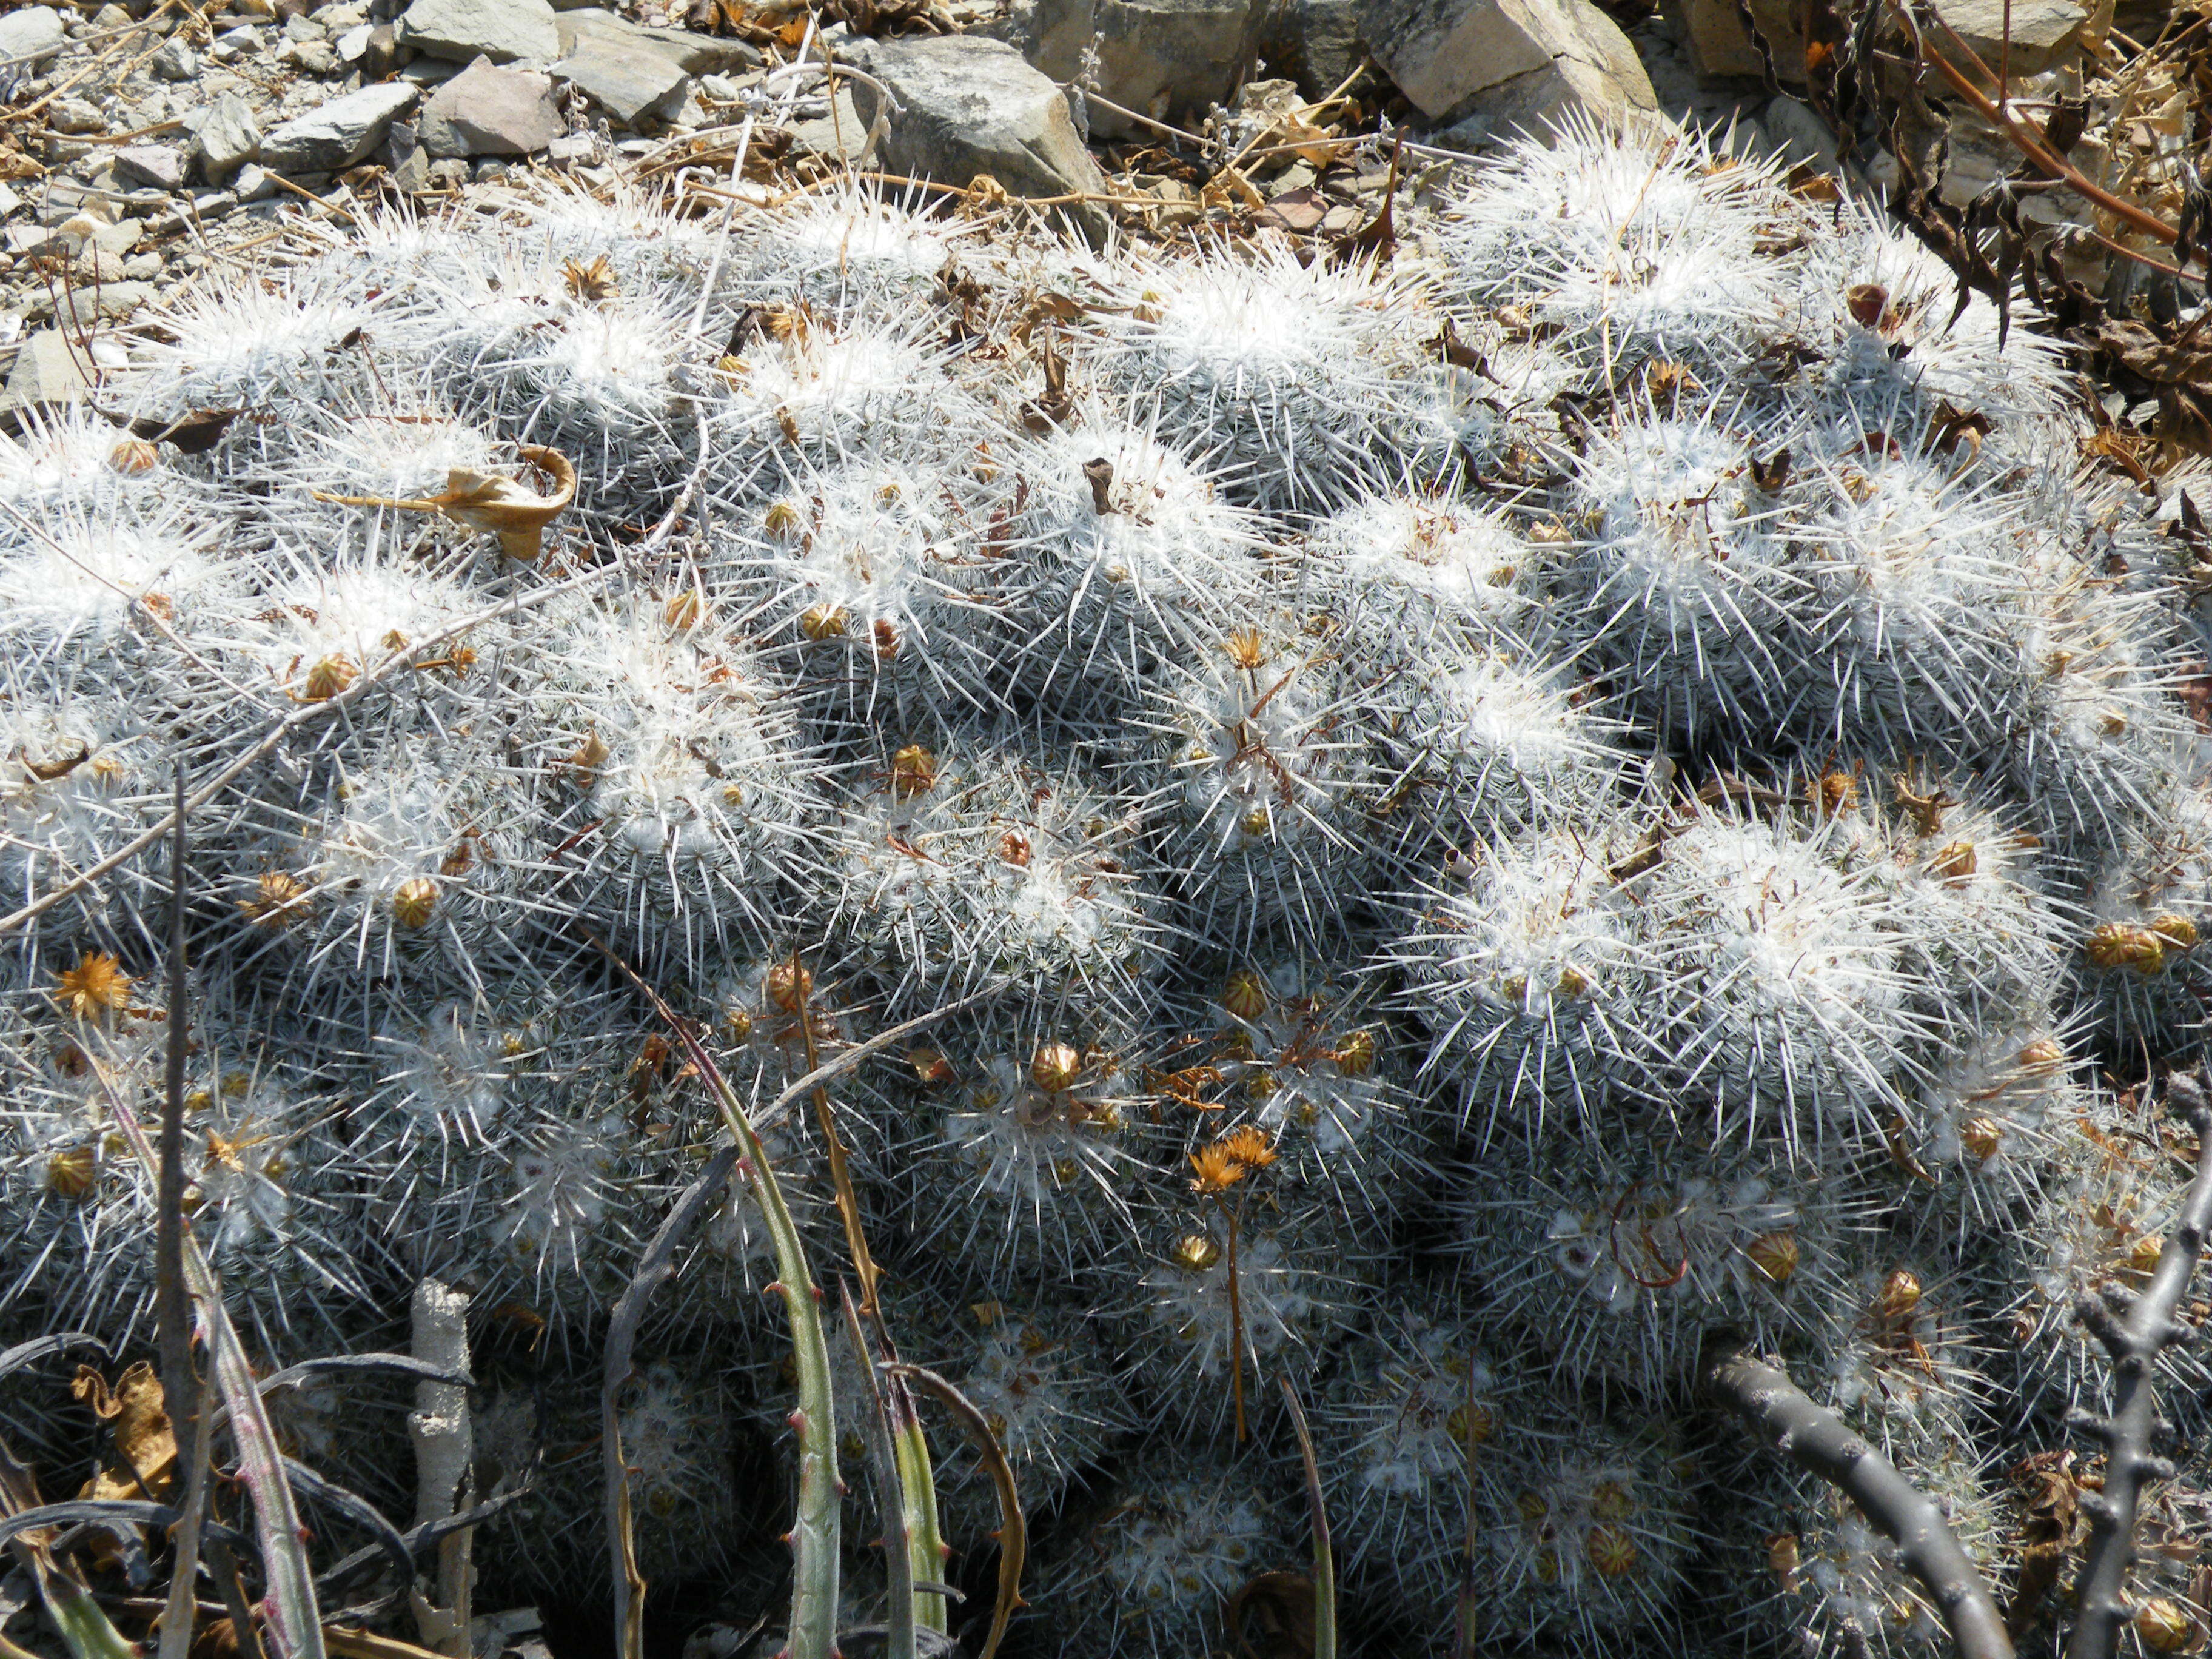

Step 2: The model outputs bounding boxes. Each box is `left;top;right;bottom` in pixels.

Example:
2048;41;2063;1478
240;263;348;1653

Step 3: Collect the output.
1665;0;1803;81
548;38;690;126
418;58;564;156
0;8;67;72
1362;0;1657;131
259;79;420;172
1257;182;1326;230
401;56;466;86
545;132;595;163
1256;0;1365;101
34;280;154;327
233;162;276;201
554;8;756;75
845;36;1110;240
334;21;371;61
150;34;198;79
396;0;560;65
982;0;1093;81
112;143;186;191
1133;173;1202;226
186;90;263;186
788;87;868;163
280;38;340;73
47;99;107;136
1763;92;1837;170
282;13;323;41
91;4;134;32
1;329;92;417
990;0;1265;135
364;22;401;77
1928;0;2091;81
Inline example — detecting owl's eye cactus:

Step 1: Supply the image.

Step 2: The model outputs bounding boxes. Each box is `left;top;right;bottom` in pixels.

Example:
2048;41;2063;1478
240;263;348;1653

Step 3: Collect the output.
1034;1450;1285;1658
890;1017;1151;1280
1462;1410;1704;1657
1455;1141;1855;1395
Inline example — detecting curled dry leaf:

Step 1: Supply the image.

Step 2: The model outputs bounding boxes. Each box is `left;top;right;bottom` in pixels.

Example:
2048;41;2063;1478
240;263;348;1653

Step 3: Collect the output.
310;446;577;560
72;1361;179;1503
68;1361;181;1574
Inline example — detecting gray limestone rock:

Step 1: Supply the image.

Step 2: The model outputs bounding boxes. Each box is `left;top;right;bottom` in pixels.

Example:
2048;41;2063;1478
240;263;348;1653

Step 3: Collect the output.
554;9;757;76
186;90;263;187
112;143;187;192
548;39;689;127
0;8;67;73
396;0;561;65
990;0;1267;135
1256;0;1366;101
46;99;107;136
1;329;92;418
1361;0;1656;132
259;79;421;173
845;35;1110;241
150;34;198;80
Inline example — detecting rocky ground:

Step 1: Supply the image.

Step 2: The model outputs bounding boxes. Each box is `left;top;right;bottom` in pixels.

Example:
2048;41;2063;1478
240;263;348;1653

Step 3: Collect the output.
2;0;2147;422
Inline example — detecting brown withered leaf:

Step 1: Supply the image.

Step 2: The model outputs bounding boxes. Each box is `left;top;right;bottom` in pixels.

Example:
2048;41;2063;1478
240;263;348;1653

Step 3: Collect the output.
2070;314;2212;456
73;1360;178;1502
93;403;245;455
23;743;90;782
1012;290;1083;347
562;253;619;303
432;445;578;559
1928;400;1992;464
312;445;578;560
2082;426;2156;486
1332;133;1404;266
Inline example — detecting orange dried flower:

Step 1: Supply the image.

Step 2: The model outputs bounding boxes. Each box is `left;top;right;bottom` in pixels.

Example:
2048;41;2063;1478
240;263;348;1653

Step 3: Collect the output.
53;952;132;1022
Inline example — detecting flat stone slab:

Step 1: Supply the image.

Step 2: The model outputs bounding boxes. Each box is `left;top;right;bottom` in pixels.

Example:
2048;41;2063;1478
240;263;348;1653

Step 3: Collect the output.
260;81;421;173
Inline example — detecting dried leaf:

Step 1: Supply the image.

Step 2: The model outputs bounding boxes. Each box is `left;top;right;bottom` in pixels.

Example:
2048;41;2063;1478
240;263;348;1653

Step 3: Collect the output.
431;446;578;560
72;1363;179;1503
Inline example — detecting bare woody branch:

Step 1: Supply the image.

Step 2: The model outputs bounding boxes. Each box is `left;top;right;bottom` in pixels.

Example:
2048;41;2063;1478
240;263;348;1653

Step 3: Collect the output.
1701;1344;2014;1659
2068;1068;2212;1659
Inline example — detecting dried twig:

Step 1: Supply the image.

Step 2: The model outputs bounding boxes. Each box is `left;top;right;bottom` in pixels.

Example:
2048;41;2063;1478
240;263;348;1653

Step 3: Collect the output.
1281;1380;1336;1659
406;1283;472;1658
1702;1344;2013;1659
2068;1068;2212;1659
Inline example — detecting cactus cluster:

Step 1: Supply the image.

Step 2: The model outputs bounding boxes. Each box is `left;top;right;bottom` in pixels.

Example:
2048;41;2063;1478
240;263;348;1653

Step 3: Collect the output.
10;112;2212;1658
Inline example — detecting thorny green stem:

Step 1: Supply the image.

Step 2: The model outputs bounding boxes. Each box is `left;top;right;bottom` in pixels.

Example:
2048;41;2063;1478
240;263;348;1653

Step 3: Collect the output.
90;1067;327;1659
617;971;842;1659
787;953;945;1634
886;1364;1025;1659
842;1291;920;1659
2068;1071;2212;1659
